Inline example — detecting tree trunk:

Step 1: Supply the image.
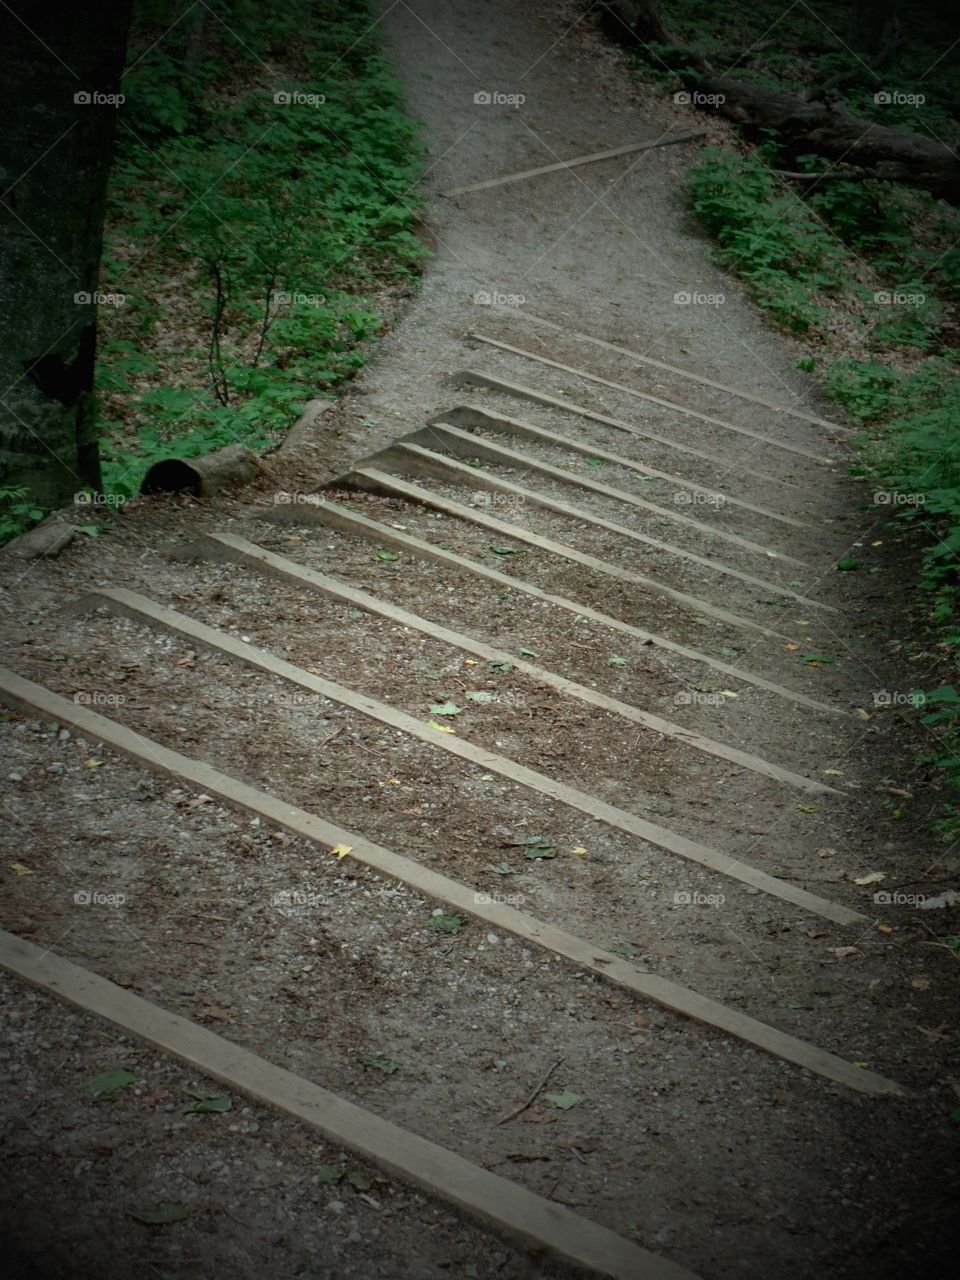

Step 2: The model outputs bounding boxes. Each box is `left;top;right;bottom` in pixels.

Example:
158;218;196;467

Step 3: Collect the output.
0;0;133;508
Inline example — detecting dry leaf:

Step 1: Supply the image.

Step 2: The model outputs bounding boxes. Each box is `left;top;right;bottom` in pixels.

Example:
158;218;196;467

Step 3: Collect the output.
911;976;931;990
331;843;353;860
572;846;588;856
9;863;33;876
853;871;886;885
853;708;870;720
428;720;456;734
827;946;860;959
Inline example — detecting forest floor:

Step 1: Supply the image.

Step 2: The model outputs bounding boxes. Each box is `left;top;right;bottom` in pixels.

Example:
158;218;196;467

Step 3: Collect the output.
0;2;958;1279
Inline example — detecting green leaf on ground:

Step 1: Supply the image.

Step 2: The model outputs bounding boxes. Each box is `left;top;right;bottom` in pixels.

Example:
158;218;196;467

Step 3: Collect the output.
836;558;859;571
85;1069;136;1099
358;1054;400;1075
426;912;467;934
489;661;513;674
488;545;521;555
429;700;462;716
523;842;556;860
609;941;638;958
183;1088;232;1114
489;862;519;876
608;656;627;667
317;1165;345;1184
374;550;399;562
345;1170;371;1190
519;647;538;657
802;654;836;665
542;1090;583;1110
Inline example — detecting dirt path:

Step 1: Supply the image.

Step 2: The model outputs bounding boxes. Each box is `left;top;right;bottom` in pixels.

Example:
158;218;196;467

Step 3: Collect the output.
1;3;958;1279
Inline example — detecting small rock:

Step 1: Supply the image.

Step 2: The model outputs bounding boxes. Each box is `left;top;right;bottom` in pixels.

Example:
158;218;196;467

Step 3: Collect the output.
326;1199;347;1215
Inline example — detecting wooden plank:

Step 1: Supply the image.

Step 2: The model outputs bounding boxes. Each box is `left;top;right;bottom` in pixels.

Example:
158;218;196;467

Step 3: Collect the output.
431;402;814;531
469;334;838;466
188;537;836;795
0;929;704;1279
497;309;851;433
263;498;845;716
441;130;705;197
0;685;902;1094
398;431;829;610
347;464;793;642
450;370;807;492
71;596;853;922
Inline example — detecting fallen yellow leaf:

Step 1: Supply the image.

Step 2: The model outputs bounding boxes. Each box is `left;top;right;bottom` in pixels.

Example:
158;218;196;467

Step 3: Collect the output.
9;863;32;876
387;777;401;785
823;769;844;776
785;643;800;651
853;708;870;720
572;846;588;857
84;759;103;769
331;844;353;860
463;659;478;666
854;871;885;885
718;689;739;699
796;619;810;626
428;719;456;734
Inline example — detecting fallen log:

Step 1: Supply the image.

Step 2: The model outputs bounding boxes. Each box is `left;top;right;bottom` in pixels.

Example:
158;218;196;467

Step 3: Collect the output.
600;1;960;202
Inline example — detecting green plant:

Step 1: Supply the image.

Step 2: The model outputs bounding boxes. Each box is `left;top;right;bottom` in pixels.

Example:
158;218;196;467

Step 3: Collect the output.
0;486;45;546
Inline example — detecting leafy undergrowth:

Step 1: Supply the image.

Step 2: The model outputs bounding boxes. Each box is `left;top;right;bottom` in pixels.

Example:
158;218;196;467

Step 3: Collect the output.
620;2;960;835
96;0;425;500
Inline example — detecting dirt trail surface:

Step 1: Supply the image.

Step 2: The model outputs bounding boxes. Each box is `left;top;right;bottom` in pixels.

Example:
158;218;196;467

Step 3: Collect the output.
1;3;959;1279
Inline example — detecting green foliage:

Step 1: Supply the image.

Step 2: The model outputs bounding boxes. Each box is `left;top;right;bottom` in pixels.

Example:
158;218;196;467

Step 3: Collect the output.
0;486;45;546
685;148;845;334
96;0;425;497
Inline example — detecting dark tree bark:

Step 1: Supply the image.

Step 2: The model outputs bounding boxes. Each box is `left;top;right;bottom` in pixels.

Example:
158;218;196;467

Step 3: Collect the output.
0;0;133;507
600;1;960;203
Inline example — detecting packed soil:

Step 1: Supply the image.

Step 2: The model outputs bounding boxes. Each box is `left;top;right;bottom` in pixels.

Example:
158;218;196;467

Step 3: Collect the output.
1;2;958;1279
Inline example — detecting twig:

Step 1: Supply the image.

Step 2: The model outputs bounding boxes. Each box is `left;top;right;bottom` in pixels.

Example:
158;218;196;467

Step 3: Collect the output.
497;1057;564;1125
